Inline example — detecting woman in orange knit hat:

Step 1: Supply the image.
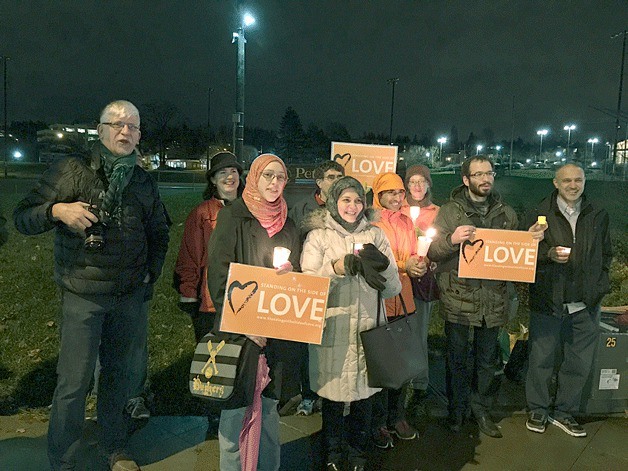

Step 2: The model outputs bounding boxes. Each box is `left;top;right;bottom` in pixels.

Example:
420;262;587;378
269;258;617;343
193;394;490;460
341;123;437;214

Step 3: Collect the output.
370;172;427;448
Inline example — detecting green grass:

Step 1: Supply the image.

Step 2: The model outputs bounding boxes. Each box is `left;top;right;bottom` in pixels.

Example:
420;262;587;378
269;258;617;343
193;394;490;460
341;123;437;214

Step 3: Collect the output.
0;175;626;417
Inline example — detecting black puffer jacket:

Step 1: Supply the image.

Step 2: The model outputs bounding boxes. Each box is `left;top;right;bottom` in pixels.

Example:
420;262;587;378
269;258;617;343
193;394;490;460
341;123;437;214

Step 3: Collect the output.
524;191;612;316
428;185;519;328
13;148;169;296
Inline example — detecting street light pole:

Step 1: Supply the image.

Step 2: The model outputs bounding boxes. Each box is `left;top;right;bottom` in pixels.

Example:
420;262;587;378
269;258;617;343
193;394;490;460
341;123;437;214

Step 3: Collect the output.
611;30;626;176
587;138;599;169
387;77;399;145
536;129;548;162
206;86;213;170
233;9;255;164
563;124;576;159
2;56;8;178
437;136;447;166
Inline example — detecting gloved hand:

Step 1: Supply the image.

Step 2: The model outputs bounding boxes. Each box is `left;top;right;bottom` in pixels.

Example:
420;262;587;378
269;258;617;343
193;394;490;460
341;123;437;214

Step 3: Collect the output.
361;263;387;291
358;243;390;272
178;301;201;316
343;254;363;276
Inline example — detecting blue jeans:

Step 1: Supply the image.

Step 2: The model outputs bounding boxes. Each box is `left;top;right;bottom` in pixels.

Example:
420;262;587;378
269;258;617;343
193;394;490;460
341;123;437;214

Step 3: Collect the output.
445;321;500;419
526;306;600;418
92;301;149;400
410;299;433;390
218;396;280;471
48;285;147;470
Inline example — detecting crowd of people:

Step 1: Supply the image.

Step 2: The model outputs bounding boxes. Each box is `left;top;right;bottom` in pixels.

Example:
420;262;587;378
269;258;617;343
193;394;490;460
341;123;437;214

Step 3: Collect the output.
9;99;612;471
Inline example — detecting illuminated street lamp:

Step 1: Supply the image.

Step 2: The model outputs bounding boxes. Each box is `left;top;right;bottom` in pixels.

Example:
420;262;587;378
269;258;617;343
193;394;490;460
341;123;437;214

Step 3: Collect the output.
476;144;483;155
587;137;599;168
437;136;447;163
232;9;256;162
563;124;576;158
536;129;548;162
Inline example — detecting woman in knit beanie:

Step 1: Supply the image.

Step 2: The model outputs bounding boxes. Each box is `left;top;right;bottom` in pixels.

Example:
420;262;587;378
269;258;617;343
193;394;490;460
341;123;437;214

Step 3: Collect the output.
403;165;439;232
300;176;401;470
402;165;441;411
370;172;425;447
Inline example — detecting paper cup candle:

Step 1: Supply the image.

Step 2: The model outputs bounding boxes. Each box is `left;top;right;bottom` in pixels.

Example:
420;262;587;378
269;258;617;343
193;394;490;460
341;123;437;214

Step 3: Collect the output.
273;247;291;268
417;227;437;259
352;242;364;255
537;215;547;226
409;206;420;224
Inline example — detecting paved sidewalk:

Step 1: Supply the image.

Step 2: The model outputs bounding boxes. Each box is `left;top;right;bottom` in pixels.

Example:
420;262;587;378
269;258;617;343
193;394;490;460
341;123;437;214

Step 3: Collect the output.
1;408;626;470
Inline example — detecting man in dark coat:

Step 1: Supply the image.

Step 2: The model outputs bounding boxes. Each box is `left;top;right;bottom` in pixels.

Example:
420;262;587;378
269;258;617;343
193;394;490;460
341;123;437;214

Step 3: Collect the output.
428;155;545;438
14;100;169;471
524;163;612;438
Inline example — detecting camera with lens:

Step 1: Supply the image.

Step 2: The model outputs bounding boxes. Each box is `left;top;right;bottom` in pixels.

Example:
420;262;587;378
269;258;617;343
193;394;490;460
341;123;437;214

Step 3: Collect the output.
84;206;107;252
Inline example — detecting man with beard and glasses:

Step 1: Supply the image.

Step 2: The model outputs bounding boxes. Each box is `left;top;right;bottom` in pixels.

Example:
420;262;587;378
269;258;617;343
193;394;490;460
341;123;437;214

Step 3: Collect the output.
427;155;545;438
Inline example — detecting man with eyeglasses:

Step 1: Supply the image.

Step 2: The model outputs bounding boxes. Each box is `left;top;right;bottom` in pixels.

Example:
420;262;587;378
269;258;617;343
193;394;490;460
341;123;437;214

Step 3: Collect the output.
524;163;611;438
14;100;169;471
427;155;545;438
285;160;344;417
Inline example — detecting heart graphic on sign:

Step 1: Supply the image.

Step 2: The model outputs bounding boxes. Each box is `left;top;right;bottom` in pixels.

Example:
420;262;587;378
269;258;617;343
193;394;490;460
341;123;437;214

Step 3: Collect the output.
333;152;352;168
227;280;259;315
462;239;484;264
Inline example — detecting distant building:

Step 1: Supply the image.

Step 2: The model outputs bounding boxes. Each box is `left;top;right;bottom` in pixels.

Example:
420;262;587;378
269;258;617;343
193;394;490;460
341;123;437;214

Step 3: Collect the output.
37;124;98;163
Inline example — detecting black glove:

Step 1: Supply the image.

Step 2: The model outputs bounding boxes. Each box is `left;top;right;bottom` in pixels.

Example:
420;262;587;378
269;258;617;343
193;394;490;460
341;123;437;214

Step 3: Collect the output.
358;243;390;272
178;301;201;316
361;263;387;291
343;254;363;276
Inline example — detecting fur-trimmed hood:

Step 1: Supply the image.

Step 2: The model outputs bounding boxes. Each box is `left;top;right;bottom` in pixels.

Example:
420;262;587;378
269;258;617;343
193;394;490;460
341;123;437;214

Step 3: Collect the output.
301;207;379;234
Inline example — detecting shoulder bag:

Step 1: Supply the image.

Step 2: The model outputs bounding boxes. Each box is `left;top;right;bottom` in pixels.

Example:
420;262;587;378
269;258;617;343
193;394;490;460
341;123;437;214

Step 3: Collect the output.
189;332;261;409
360;293;423;389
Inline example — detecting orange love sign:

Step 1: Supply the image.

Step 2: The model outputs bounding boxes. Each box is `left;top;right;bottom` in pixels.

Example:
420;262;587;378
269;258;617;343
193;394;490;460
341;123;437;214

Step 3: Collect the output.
219;263;330;344
331;141;398;190
457;228;539;283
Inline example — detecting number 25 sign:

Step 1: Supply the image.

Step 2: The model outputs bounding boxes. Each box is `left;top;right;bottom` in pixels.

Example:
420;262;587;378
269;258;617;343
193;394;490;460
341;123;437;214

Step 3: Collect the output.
458;228;539;283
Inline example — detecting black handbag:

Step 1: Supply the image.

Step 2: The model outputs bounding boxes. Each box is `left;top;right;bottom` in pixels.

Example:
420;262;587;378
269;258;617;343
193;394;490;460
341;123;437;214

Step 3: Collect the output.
360;294;423;389
411;266;440;302
189;332;261;409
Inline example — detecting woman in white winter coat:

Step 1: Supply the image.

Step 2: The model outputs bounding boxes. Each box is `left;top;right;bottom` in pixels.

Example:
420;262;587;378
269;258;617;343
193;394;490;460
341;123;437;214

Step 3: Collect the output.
300;176;401;471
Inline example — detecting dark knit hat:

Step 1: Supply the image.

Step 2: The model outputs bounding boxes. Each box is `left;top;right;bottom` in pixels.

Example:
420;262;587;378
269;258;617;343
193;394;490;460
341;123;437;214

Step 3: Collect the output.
405;165;432;188
207;152;243;180
326;176;366;233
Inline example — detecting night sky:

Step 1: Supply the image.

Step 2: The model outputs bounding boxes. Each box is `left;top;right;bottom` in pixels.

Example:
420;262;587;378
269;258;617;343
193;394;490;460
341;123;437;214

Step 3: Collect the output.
2;1;627;144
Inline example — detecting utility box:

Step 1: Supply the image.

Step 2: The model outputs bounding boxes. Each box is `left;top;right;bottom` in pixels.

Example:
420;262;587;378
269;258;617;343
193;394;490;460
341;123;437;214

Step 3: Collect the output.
581;314;628;415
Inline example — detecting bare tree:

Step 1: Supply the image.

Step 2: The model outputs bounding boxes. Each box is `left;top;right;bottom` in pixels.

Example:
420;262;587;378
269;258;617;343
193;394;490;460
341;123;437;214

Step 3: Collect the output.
142;101;179;168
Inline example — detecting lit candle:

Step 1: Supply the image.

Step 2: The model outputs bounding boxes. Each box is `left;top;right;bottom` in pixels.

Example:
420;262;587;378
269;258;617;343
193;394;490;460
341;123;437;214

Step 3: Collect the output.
417;228;436;259
557;246;571;256
537;215;547;226
352;242;364;255
409;206;420;223
273;247;291;268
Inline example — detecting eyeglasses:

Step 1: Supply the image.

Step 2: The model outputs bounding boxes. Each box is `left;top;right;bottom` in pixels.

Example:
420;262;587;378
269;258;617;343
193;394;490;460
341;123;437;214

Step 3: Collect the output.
101;121;140;132
469;171;496;179
261;171;287;183
324;174;343;181
408;179;428;187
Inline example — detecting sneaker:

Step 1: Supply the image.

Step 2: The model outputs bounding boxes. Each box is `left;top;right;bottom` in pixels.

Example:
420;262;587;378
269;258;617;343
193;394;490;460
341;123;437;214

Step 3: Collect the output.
125;397;150;420
296;398;316;416
109;452;141;471
548;415;587;437
391;419;418;440
372;426;394;449
526;412;547;433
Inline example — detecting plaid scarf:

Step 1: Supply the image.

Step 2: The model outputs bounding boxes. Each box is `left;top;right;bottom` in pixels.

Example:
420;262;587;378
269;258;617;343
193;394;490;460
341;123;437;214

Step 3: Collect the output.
98;142;137;220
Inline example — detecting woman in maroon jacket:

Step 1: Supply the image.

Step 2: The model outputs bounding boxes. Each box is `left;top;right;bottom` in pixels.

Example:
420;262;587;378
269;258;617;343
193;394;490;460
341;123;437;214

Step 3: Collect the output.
174;151;243;342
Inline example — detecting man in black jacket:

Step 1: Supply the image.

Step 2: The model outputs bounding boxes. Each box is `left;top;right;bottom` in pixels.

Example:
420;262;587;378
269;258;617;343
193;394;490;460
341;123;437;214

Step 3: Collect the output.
524;163;612;438
14;100;169;470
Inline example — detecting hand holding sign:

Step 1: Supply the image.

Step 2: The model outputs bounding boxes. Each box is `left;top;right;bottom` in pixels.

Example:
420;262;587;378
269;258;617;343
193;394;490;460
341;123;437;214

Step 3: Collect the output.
451;225;476;245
